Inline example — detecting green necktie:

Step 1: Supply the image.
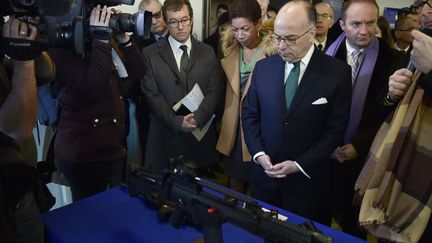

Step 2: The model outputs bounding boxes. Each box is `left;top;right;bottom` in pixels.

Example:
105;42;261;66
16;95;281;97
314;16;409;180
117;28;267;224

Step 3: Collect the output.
285;62;300;109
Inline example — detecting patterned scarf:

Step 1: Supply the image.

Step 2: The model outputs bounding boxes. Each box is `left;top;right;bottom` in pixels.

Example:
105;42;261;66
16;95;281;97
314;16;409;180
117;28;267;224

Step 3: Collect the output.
355;71;432;242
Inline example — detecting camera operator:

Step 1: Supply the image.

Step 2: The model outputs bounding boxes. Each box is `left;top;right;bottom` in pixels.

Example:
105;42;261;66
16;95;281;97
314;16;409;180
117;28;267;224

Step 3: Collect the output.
48;4;145;202
0;17;44;243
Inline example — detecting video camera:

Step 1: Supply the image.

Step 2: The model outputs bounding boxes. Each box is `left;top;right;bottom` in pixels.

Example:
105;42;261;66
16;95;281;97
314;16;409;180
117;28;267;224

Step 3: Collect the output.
0;0;152;60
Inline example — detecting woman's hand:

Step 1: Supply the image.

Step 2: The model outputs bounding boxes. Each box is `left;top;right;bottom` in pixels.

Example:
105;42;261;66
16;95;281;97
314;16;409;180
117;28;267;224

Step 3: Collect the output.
90;5;111;43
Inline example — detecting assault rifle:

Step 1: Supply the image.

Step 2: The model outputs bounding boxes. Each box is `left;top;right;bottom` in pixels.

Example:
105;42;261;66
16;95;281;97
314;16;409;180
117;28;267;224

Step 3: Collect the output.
128;163;332;243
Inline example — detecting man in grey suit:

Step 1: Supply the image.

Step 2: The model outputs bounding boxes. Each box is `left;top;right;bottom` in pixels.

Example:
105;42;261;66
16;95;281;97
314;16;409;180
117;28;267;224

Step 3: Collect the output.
141;0;223;172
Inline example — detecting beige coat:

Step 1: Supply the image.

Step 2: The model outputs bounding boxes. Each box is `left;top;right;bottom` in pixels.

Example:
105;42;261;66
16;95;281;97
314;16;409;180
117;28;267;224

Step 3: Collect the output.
216;18;276;161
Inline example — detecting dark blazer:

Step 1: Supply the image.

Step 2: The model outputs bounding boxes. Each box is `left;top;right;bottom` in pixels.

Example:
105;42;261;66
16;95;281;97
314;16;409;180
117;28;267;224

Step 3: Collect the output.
242;48;352;197
49;41;145;162
333;38;402;159
141;36;224;171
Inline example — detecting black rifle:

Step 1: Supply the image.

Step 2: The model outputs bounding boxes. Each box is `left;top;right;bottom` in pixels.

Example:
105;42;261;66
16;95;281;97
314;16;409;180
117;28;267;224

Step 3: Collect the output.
127;163;332;243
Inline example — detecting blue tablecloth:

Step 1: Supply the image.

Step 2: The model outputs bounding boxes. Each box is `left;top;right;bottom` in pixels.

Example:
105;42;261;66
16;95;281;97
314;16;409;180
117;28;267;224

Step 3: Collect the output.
42;186;366;243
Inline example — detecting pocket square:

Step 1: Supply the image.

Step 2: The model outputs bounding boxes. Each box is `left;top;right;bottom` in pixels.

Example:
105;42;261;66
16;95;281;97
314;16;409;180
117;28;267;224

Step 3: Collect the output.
312;97;328;105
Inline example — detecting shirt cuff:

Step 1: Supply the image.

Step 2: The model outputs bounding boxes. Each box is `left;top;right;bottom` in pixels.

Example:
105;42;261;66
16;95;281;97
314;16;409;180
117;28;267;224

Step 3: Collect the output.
253;151;266;164
293;161;311;179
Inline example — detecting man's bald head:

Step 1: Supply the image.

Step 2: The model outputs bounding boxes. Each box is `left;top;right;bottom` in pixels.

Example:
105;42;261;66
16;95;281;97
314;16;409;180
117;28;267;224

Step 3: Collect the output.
276;0;316;29
274;0;317;63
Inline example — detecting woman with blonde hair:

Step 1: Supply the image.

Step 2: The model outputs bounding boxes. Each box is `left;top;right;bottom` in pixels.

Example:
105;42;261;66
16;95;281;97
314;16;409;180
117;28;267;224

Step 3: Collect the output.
216;0;276;193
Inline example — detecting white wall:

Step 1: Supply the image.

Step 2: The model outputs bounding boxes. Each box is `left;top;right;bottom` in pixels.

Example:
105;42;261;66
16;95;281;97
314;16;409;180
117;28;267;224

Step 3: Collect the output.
117;0;204;40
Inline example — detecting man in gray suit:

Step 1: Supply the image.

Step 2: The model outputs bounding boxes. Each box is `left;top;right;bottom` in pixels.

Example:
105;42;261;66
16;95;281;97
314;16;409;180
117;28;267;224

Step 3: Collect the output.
141;0;223;172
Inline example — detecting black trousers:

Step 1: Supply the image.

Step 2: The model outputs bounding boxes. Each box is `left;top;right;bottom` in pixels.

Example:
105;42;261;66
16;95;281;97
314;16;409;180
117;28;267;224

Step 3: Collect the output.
55;158;124;202
250;177;332;226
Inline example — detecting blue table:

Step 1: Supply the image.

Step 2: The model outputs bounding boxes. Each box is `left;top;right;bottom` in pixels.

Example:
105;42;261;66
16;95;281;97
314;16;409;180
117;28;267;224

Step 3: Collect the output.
42;186;366;243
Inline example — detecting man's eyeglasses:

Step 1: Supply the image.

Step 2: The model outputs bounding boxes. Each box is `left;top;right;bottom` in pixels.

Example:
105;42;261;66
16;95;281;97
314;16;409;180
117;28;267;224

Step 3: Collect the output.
317;13;332;20
410;0;432;13
167;18;192;28
152;10;162;19
273;27;314;46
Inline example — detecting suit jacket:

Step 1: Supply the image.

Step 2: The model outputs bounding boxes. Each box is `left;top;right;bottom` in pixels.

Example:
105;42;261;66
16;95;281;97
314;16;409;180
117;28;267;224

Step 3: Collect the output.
141;36;224;171
333;38;402;160
242;48;352;196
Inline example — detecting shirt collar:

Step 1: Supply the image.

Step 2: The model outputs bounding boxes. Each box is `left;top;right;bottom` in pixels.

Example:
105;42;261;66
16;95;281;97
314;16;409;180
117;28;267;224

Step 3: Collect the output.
154;30;168;41
314;36;327;46
287;44;315;67
394;43;409;52
168;35;192;53
345;40;364;55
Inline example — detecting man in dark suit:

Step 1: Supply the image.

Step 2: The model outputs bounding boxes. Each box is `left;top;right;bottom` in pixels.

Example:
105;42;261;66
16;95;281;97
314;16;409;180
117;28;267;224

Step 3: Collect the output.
129;0;168;169
314;2;334;51
325;0;403;238
135;0;168;51
242;0;352;226
141;0;223;172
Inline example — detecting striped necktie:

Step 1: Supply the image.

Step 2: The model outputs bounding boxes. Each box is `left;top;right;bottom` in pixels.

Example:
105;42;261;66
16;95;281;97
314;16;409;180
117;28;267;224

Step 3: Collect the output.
351;49;363;84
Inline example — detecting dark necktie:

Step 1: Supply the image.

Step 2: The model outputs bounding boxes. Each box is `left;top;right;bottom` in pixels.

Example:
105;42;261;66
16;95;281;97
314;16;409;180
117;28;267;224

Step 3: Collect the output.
318;43;323;51
179;45;189;89
285;62;300;110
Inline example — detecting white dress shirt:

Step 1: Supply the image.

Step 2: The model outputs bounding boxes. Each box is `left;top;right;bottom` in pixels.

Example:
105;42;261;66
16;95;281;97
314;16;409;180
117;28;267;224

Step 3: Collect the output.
345;40;365;69
168;35;192;71
314;37;327;50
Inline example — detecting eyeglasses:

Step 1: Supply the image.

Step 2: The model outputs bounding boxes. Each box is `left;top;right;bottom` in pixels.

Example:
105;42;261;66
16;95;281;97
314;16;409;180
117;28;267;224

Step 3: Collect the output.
317;13;332;20
410;0;432;13
273;27;314;46
396;27;420;32
152;10;162;19
167;18;192;28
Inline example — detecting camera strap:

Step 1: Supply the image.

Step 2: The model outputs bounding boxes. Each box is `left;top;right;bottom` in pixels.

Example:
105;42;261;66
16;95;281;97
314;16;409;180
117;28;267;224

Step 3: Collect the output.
89;26;113;40
0;37;43;61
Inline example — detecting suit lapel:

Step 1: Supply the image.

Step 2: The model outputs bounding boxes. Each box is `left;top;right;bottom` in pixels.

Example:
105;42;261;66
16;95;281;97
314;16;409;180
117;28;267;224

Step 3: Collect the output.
188;38;200;71
271;56;287;112
286;49;321;116
157;37;186;94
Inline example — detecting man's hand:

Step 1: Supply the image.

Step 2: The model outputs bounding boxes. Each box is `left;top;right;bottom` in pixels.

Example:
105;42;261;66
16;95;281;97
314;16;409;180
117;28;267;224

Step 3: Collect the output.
411;30;432;74
181;113;197;132
339;143;358;161
256;154;273;171
90;5;111;43
388;68;413;101
2;17;37;41
0;18;38;140
265;160;299;178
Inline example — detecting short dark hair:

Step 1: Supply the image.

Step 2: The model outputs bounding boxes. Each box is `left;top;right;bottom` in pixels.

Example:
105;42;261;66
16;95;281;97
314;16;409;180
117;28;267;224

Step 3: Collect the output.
341;0;379;21
162;0;193;23
228;0;261;23
216;3;228;13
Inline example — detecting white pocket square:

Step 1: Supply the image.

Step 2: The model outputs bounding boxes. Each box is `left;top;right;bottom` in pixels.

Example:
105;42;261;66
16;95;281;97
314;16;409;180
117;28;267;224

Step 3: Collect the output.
312;97;328;105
